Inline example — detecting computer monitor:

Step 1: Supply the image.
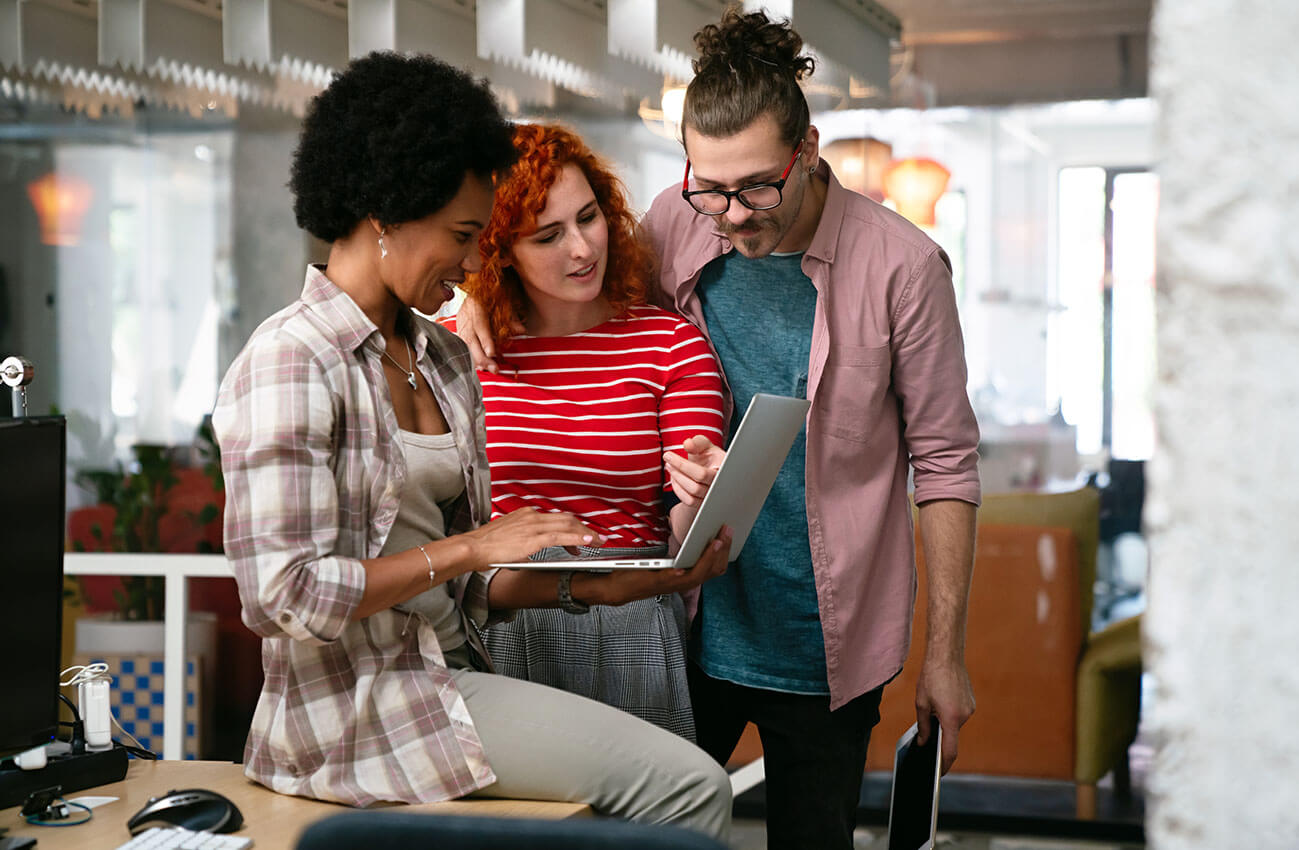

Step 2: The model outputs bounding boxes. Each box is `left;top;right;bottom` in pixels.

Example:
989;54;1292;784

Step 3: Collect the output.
0;415;66;758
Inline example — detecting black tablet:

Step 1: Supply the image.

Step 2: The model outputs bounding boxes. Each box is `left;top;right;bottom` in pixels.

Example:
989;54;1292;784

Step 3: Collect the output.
886;721;942;850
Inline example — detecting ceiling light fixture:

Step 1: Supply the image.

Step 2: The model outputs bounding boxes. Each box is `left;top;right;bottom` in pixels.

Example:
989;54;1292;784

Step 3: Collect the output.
882;157;951;227
26;172;94;247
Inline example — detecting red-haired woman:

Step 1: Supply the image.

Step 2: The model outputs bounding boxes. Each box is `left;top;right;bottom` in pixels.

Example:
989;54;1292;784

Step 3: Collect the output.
445;123;726;739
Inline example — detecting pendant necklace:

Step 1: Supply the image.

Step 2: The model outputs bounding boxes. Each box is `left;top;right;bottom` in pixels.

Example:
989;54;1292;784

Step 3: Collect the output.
381;337;418;389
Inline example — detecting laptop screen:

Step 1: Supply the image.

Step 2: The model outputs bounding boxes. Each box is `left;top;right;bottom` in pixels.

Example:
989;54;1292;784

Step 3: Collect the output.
887;721;942;850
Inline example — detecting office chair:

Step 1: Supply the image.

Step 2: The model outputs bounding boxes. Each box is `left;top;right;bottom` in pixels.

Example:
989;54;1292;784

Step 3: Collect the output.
295;811;729;850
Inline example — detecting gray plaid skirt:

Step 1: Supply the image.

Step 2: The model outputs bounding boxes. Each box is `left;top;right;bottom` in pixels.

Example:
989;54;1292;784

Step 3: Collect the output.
481;544;695;741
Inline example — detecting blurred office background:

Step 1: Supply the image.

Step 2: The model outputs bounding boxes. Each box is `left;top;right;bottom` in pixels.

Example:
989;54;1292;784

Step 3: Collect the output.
6;1;1291;848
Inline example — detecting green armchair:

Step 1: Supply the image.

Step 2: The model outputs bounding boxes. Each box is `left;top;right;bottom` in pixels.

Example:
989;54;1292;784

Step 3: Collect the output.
977;489;1143;817
866;489;1143;817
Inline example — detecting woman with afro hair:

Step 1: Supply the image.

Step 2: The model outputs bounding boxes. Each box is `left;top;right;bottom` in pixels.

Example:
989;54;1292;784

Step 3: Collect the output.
445;123;729;741
213;53;731;839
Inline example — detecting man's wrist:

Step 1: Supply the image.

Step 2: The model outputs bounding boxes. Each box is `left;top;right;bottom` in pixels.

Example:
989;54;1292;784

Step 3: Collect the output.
922;646;967;669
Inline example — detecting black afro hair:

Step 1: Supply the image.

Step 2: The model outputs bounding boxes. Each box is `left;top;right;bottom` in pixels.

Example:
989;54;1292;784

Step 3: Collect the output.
290;52;517;243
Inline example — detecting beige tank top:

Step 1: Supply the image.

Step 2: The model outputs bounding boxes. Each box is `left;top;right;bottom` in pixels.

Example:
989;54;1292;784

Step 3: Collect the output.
382;429;466;651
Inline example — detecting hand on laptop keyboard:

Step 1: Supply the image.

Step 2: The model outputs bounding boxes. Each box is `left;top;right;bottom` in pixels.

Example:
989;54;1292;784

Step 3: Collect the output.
115;826;253;850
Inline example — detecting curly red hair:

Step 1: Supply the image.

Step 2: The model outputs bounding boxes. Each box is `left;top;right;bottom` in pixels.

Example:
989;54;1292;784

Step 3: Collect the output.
465;123;653;351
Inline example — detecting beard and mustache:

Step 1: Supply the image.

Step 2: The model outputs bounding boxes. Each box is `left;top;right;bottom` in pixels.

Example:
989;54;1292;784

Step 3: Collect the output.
715;214;781;254
714;182;804;256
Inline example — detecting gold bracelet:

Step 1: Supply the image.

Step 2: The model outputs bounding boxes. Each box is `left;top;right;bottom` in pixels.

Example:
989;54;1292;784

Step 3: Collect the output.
417;544;435;587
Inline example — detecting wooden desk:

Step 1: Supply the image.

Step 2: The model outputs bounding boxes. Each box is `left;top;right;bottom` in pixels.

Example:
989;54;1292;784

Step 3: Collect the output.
0;760;591;849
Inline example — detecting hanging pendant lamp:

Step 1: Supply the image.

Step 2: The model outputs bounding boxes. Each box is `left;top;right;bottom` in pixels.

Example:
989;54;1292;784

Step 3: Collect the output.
27;172;94;247
882;157;951;227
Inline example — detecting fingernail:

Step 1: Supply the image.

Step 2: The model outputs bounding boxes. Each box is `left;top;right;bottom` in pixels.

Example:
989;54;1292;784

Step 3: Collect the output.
582;534;594;543
712;540;722;551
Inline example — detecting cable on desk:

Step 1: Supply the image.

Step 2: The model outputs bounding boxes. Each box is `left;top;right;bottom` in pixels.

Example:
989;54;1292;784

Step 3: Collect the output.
23;797;93;827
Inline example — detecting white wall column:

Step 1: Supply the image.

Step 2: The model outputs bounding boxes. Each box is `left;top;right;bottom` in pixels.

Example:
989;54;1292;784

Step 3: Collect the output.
1146;1;1299;848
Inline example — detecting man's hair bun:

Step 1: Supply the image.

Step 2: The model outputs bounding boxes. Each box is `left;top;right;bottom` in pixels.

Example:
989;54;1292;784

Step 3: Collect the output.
683;7;814;145
692;7;815;81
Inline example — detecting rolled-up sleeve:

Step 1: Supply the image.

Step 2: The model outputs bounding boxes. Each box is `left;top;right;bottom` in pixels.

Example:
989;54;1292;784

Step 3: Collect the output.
891;247;981;506
462;569;505;628
213;330;367;643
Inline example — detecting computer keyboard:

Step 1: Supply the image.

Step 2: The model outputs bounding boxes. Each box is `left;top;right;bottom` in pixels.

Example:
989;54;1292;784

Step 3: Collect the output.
114;827;253;849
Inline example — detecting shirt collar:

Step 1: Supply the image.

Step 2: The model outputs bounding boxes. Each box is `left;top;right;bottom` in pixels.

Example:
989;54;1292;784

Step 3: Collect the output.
299;264;433;361
804;159;845;266
300;264;377;355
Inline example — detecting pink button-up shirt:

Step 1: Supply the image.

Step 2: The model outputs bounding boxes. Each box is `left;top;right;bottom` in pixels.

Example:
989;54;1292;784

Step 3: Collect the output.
642;163;981;710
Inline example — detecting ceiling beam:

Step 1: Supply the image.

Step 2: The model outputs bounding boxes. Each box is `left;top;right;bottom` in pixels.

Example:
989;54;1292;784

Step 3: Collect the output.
895;1;1151;45
347;0;556;110
477;0;658;106
100;0;225;72
3;0;99;71
607;0;724;83
745;0;899;105
912;32;1148;107
223;0;344;84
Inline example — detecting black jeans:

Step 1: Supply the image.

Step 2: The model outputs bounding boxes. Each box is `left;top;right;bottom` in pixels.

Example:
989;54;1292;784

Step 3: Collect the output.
688;662;885;850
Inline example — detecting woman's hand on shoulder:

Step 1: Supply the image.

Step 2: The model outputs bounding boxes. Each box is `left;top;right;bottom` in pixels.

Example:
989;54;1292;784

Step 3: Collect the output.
663;436;725;507
455;294;522;374
574;525;732;606
461;507;602;570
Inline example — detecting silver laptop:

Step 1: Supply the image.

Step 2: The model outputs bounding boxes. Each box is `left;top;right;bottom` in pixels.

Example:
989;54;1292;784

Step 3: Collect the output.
887;721;943;850
491;392;811;570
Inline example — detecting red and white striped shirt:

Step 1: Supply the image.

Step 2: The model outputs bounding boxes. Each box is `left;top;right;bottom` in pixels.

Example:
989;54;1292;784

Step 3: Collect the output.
447;306;724;548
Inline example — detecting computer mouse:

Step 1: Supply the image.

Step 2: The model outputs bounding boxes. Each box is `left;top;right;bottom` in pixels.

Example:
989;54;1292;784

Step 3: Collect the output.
126;787;244;835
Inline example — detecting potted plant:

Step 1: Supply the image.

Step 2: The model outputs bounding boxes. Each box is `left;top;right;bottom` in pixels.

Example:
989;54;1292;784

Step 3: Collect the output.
70;427;224;615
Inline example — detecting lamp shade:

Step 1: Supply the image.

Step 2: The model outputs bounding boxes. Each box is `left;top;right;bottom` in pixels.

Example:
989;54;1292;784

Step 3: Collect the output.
26;172;94;246
821;137;893;202
882;157;950;227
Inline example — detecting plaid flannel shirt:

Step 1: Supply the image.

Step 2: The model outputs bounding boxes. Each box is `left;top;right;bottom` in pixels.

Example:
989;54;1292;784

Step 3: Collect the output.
213;265;499;806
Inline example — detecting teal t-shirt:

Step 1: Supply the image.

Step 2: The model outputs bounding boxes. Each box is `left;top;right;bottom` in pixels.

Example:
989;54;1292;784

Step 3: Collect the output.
690;248;829;694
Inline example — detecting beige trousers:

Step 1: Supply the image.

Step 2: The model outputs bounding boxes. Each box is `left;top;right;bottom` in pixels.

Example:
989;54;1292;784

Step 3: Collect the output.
451;665;732;843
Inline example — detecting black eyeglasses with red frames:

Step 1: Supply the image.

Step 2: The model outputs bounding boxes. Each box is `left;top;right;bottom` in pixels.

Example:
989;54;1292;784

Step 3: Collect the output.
681;141;805;216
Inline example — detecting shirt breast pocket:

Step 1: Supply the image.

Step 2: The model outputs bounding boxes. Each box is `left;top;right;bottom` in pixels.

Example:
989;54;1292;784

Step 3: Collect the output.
817;343;891;443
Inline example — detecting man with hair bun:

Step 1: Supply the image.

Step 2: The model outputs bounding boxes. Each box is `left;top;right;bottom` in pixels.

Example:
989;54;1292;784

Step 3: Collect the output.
656;8;981;846
458;9;980;846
